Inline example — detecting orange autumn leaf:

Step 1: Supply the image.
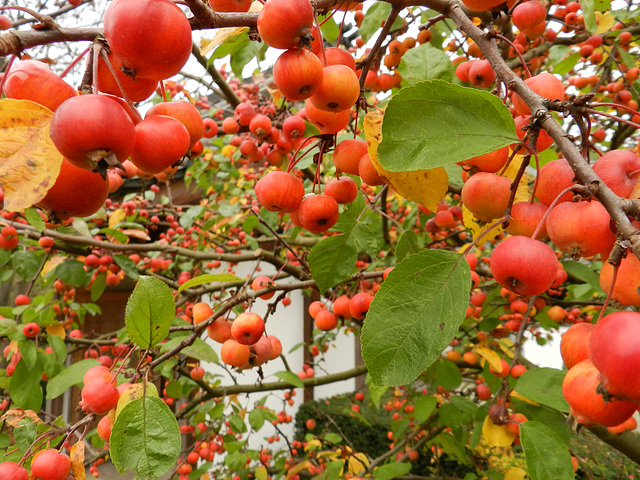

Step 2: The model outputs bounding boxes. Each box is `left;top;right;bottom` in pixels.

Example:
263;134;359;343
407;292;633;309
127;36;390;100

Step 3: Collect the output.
0;99;63;212
70;441;86;480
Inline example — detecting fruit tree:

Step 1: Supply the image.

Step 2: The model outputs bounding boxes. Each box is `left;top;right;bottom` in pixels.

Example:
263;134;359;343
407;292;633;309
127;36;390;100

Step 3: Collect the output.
0;0;640;479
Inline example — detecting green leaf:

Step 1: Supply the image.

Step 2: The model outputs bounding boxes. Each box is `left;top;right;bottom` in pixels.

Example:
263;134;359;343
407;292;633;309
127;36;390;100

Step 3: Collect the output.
396;230;421;262
398;44;454;85
24;207;45;232
551;53;580;76
114;254;140;281
373;462;412;480
361;250;471;386
47;334;67;363
351;223;379;257
249;408;266;430
165;381;182;399
231;40;260;78
413;394;437;423
9;359;43;411
378;80;518;172
160;337;219;364
562;260;600;290
514;368;570;412
435;359;462;390
11;250;41;281
580;0;597;32
520;421;575;480
308;234;357;294
274;371;305;388
180;205;205;229
18;340;37;370
46;359;100;399
91;272;107;302
176;273;242;294
52;259;91;287
359;2;391;43
511;400;571;447
111;396;181;480
125;276;175;349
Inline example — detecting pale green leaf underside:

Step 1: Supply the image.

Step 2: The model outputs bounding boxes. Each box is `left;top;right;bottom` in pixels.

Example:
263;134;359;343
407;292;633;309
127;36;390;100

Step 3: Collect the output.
361;250;471;386
111;396;181;480
378;80;518;172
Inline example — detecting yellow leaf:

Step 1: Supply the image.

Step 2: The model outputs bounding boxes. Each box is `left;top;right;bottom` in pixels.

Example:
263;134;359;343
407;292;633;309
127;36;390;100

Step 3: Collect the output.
476;346;504;372
0;99;63;212
509;389;539;406
200;2;262;55
502;151;529;204
496;338;515;358
347;453;369;474
304;439;322;451
595;11;615;33
46;324;66;340
255;466;268;480
70;441;86;480
121;229;150;241
41;255;65;277
462;204;504;241
287;460;312;478
109;208;127;230
504;467;527;480
363;110;448;212
482;416;516;447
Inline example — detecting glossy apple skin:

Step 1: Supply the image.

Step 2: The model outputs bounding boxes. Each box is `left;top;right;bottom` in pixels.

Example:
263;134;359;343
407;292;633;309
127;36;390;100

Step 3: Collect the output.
505;201;548;240
512;73;565;116
130;115;191;174
3;60;76;112
146;100;204;148
592;149;640;199
461;172;511;222
231;312;265;345
96;51;159;102
255;171;305;213
104;0;192;80
333;139;368;175
297;195;340;233
600;253;640;306
49;94;136;170
560;322;595;370
535;158;576;205
273;49;324;102
489;235;558;296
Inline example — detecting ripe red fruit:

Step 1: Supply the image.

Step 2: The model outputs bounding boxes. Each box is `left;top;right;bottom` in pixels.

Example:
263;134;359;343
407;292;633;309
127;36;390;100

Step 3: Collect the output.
146;101;205;148
193;302;214;325
0;461;28;480
306;418;316;429
255;171;305;213
14;294;31;306
49;95;136;171
315;310;338;330
130;115;191;174
31;449;71;480
349;292;373;320
359;153;385;186
104;0;192;80
514;115;554;153
274;49;324;101
208;0;251;12
220;339;251;367
251;275;275;299
489;235;558;296
489;359;510;377
257;0;314;50
512;1;547;30
282;115;306;138
505;201;548;239
545;200;615;258
231;312;265;345
309;65;360;112
322;47;357;70
463;146;509;173
297;195;340;233
325;176;358;204
600;253;640;306
589;311;640;403
38;158;109;220
190;366;205;381
202;118;219;138
476;383;491;400
2;60;76;112
592;149;640;199
207;318;233;343
467;59;496;88
252;335;274;366
80;377;119;414
560;322;595;370
461;172;511;222
83;365;114;385
0;15;12;30
22;322;40;338
96;51;159;102
512;73;565;116
333;139;368;175
562;359;637;427
535;157;576;206
97;415;112;442
304;100;351;134
249;114;272;138
461;0;505;11
332;295;352;319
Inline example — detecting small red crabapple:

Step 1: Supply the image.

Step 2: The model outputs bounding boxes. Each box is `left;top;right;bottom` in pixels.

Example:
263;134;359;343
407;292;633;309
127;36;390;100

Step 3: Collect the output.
23;322;40;338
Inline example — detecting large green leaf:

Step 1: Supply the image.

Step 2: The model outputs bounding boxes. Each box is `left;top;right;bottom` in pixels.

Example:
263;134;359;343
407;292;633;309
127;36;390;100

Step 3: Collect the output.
359;3;404;43
373;463;412;480
520;421;575;480
10;359;43;411
514;368;570;412
398;44;454;86
11;250;41;281
579;0;596;32
46;359;100;399
125;276;175;349
308;234;357;294
378;80;518;172
52;259;91;287
361;250;471;386
111;396;181;480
